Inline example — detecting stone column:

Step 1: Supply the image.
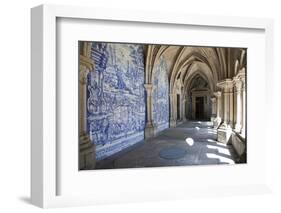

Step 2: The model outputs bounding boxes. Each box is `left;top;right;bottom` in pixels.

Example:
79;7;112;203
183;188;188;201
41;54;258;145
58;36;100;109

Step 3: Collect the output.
215;92;222;118
217;79;233;144
217;79;233;128
169;93;177;127
79;64;88;135
79;42;96;170
182;98;187;122
233;77;243;132
213;91;222;128
229;87;234;128
223;90;229;125
144;84;156;138
180;87;184;121
210;97;217;122
185;96;189;121
241;75;246;136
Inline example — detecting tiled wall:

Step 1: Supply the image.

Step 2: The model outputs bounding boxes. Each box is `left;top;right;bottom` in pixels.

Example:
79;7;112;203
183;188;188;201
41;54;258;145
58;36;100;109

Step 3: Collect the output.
87;43;146;160
152;56;169;132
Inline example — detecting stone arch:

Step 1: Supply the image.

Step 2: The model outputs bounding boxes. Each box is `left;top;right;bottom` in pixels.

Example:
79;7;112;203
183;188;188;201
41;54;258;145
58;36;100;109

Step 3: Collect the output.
183;61;217;96
148;45;178;85
169;48;221;96
145;45;171;84
182;61;217;121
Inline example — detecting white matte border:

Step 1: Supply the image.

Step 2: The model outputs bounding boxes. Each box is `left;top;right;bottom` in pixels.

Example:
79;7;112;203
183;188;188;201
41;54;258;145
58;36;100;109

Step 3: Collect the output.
31;4;274;208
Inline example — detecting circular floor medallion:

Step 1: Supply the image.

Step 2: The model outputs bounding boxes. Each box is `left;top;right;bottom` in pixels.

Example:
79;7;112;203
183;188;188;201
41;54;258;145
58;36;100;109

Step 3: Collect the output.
159;147;186;160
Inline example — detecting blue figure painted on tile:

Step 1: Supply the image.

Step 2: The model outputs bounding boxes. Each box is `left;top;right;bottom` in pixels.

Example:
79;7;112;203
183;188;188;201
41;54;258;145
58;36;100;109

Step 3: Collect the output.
87;43;145;160
152;56;169;132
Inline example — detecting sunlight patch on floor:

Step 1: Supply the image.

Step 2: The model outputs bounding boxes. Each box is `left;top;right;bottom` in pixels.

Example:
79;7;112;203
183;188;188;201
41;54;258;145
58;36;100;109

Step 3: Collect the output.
206;153;235;164
206;144;231;156
185;137;194;146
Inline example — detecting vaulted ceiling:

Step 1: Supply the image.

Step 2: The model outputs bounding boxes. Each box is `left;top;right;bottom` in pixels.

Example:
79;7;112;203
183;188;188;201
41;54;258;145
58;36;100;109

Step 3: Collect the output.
145;45;246;95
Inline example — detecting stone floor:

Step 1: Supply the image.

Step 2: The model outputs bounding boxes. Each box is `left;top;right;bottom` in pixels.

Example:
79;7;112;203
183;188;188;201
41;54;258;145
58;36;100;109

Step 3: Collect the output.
95;121;239;169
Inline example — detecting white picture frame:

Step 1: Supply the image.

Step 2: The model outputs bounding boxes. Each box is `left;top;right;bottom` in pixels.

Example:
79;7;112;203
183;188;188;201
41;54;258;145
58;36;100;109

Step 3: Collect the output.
31;4;274;208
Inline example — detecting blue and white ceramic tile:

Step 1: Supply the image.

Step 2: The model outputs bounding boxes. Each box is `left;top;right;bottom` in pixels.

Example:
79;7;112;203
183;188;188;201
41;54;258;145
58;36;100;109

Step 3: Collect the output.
86;43;146;160
152;56;169;132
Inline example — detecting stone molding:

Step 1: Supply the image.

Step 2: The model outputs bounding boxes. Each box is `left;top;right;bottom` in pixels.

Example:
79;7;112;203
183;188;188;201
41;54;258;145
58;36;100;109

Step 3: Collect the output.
213;91;222;97
80;54;94;70
217;78;233;90
79;64;89;85
79;54;95;85
233;77;243;91
144;83;153;95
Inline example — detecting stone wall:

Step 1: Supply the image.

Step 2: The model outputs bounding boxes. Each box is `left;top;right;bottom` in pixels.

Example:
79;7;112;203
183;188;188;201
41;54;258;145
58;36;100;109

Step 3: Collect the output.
87;43;145;160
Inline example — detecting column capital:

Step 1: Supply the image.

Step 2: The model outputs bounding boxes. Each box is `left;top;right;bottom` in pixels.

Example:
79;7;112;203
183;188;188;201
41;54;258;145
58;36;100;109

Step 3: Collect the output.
233;67;246;90
234;67;246;80
80;55;94;71
214;91;222;97
79;64;89;85
144;84;153;97
211;97;217;102
144;83;153;90
81;41;93;58
217;79;234;90
79;53;94;85
237;67;246;75
233;77;243;91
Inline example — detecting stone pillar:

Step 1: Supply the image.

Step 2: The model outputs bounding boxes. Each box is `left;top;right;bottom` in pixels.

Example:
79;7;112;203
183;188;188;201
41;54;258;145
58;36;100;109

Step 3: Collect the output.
182;98;187;122
233;77;243;132
185;97;189;121
241;74;246;136
229;87;234;128
217;79;233;128
144;84;157;138
217;79;233;144
210;97;217;122
223;89;230;125
169;93;177;127
180;87;184;121
79;42;96;170
79;64;88;135
213;91;222;128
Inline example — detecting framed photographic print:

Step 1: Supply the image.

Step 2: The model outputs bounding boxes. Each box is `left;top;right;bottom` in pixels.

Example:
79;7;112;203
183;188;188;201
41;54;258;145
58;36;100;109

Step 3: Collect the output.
31;4;274;208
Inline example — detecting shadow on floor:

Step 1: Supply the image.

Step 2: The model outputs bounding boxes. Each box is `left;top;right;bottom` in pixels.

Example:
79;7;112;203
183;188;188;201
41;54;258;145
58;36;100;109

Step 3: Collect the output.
95;121;240;170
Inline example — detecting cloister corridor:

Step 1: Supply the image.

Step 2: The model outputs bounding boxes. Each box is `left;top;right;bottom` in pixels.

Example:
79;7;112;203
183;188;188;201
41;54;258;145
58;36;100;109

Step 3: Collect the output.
96;121;238;169
79;42;247;170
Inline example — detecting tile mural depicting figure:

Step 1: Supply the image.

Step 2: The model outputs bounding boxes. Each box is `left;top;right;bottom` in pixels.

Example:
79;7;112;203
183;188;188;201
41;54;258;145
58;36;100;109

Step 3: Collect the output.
87;43;146;160
152;56;169;132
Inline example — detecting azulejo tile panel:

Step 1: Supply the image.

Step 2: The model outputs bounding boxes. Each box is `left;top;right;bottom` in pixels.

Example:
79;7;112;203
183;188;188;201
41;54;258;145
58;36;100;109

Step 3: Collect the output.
152;56;170;132
87;43;146;160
